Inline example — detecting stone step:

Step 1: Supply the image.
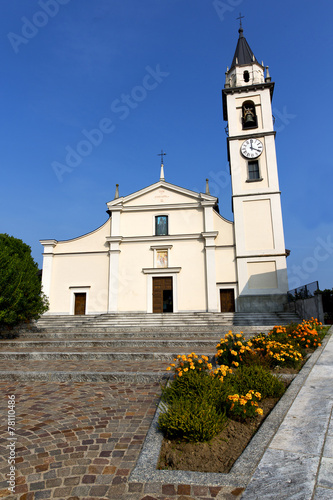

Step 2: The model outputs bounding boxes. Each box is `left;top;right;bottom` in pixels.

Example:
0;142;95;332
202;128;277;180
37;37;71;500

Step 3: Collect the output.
0;351;215;361
0;339;220;349
0;311;302;382
37;315;300;325
36;312;301;327
0;359;170;382
16;327;270;339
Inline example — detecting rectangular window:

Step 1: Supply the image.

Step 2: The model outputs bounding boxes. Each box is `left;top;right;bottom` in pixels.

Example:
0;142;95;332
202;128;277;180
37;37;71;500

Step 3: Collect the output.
155;216;168;236
248;160;260;180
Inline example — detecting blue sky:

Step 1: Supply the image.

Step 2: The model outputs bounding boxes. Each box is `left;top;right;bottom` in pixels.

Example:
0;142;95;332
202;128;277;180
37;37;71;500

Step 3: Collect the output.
1;0;333;291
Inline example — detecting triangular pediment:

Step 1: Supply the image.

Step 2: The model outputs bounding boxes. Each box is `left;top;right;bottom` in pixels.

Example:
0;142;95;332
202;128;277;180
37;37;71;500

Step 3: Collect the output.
107;181;217;209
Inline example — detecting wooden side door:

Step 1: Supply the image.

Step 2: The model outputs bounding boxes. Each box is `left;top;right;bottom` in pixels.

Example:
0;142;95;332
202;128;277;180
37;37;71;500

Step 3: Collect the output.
74;293;86;315
220;289;235;312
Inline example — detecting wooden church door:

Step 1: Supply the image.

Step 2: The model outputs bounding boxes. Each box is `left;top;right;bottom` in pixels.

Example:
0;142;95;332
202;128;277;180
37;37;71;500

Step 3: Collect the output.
153;277;173;313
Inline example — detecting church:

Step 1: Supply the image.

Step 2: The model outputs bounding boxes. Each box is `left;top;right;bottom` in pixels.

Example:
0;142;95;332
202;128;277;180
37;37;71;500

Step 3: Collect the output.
40;25;289;316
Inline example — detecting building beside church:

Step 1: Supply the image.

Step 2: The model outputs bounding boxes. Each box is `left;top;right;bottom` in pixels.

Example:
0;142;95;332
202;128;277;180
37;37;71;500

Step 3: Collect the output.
40;26;289;315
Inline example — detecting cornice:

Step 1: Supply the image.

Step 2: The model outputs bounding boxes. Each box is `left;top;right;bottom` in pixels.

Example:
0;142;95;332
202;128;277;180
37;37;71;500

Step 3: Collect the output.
227;131;276;142
40;239;58;246
142;267;181;274
121;203;202;212
121;234;202;243
232;191;281;199
236;253;288;259
47;251;108;257
222;81;274;96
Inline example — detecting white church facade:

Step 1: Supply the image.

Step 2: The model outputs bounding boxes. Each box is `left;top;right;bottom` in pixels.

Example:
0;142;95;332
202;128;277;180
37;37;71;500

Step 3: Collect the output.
40;26;289;316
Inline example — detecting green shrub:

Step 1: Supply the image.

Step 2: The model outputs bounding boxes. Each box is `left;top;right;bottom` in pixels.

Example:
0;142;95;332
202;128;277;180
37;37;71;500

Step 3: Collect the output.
231;365;285;399
0;234;48;329
159;370;231;442
158;397;228;442
161;370;230;408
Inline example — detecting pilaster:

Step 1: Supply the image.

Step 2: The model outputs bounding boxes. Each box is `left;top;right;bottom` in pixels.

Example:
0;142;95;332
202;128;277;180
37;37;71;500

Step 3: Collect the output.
40;240;57;300
202;231;218;312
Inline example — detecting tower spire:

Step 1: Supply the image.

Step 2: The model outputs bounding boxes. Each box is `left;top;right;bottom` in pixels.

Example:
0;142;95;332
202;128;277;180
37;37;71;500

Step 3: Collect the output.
157;149;167;181
229;17;258;70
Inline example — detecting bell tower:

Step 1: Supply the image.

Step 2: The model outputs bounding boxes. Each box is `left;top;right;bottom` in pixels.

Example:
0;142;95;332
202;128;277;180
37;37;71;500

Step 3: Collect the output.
222;24;289;312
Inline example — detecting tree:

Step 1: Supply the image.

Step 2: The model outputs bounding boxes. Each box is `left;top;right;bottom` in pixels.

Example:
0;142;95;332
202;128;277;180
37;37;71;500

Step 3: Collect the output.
0;234;48;330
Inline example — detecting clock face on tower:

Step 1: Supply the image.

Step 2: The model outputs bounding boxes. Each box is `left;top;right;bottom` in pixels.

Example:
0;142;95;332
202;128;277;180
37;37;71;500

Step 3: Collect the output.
241;138;263;159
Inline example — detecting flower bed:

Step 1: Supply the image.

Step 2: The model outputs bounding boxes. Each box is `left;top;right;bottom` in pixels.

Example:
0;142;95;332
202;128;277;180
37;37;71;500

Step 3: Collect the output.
157;319;328;473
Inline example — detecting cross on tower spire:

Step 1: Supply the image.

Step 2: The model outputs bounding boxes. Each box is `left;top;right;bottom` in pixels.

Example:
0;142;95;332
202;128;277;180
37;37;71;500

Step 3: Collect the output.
236;12;244;29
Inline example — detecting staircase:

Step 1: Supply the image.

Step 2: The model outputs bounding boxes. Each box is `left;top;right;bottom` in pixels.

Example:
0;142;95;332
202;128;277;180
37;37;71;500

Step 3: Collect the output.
0;312;301;382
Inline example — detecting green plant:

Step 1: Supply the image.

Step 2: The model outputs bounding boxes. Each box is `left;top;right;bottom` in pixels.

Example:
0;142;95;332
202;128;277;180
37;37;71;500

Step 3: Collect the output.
251;334;303;369
158;397;228;442
215;331;254;368
161;370;230;408
0;234;49;330
166;352;213;377
226;390;263;421
231;364;285;399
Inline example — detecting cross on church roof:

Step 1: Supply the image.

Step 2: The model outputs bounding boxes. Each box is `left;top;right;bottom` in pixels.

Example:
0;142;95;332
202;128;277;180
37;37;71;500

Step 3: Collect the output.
157;149;167;166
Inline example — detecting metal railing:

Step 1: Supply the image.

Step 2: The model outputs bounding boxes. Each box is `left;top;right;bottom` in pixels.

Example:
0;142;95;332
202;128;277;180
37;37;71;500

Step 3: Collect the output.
287;281;319;302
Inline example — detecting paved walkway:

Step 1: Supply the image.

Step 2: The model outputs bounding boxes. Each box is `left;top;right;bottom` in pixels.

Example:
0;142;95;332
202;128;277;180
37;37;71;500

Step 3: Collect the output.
0;329;332;500
242;328;333;500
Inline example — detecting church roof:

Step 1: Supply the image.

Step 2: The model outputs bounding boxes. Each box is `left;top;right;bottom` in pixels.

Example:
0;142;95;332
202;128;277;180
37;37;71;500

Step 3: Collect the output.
230;27;258;69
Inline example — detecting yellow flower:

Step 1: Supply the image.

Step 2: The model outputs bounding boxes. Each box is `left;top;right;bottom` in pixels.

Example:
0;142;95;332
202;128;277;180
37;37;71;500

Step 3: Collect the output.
207;363;212;370
256;408;263;415
178;371;183;377
230;350;238;356
198;359;203;364
232;361;239;367
183;367;188;372
166;367;171;371
170;363;175;367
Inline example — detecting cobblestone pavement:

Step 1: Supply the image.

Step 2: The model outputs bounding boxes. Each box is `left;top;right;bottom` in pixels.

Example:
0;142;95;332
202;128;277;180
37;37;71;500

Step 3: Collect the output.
0;381;242;500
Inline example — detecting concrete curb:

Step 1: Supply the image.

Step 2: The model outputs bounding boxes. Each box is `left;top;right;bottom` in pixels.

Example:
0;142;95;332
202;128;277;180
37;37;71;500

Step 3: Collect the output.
129;328;332;488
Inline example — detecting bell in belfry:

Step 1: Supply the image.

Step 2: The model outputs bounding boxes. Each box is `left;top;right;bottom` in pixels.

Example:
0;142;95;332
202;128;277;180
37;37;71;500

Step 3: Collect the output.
244;107;256;125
